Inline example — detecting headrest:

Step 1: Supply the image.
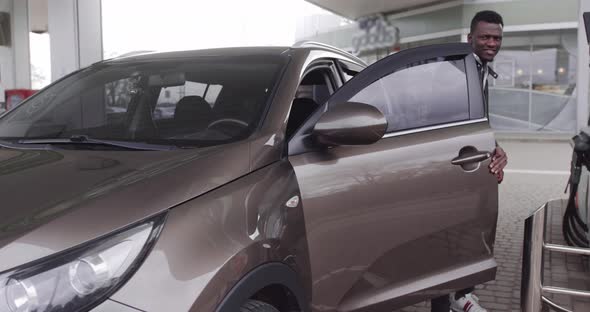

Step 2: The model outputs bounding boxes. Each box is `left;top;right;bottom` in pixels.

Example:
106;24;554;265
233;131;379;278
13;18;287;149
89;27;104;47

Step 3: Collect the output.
174;96;212;122
292;97;319;107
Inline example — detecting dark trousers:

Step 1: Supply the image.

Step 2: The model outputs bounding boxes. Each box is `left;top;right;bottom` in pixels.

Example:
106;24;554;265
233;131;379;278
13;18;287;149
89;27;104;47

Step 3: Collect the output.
430;287;475;312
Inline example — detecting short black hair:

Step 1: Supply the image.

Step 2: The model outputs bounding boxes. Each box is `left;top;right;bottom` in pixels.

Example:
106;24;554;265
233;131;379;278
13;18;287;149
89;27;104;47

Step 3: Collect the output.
470;10;504;33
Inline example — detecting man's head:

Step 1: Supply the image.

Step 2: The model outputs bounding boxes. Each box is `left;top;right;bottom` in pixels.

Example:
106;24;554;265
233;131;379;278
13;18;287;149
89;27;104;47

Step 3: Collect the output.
468;10;503;63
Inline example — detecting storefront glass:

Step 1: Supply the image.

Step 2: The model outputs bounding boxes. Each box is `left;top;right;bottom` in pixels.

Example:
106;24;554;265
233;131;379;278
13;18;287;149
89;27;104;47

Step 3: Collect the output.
490;30;577;132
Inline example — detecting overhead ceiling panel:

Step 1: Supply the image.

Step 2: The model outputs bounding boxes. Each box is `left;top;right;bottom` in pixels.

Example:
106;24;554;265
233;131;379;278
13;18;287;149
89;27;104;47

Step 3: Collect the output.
306;0;454;19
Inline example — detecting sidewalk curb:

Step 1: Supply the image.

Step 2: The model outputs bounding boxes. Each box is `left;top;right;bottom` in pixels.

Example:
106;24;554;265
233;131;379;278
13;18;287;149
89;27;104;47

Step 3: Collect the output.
494;132;573;143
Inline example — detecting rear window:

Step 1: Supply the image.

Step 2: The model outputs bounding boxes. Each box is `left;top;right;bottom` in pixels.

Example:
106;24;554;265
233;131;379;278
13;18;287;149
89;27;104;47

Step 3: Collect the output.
0;55;286;147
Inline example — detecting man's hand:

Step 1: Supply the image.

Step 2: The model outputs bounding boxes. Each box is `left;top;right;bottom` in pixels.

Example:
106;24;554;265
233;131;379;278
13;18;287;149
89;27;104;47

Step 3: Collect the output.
495;168;504;183
489;146;507;183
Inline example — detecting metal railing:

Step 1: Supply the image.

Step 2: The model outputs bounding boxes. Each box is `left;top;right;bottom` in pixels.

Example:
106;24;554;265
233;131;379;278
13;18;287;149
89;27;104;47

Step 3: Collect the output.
521;201;590;312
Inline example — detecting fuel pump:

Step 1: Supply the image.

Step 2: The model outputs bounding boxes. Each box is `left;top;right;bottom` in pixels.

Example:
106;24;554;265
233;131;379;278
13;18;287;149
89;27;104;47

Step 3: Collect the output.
563;129;590;247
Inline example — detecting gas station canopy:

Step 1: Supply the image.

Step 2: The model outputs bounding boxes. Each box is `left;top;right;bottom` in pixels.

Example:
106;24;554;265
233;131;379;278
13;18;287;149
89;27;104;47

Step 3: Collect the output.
305;0;454;19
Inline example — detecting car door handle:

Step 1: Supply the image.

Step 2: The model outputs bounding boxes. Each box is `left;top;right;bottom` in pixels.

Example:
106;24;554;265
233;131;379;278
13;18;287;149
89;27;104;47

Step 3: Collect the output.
451;151;492;166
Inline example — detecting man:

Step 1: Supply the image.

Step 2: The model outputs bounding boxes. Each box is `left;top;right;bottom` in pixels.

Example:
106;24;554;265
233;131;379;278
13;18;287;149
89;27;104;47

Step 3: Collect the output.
431;10;508;312
469;10;508;184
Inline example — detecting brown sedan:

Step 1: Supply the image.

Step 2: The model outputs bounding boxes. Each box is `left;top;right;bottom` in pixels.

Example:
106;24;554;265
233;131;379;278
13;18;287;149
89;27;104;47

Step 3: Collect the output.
0;42;498;312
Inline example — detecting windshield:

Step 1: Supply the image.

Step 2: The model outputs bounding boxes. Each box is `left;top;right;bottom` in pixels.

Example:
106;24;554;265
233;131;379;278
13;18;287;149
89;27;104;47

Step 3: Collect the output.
0;54;286;148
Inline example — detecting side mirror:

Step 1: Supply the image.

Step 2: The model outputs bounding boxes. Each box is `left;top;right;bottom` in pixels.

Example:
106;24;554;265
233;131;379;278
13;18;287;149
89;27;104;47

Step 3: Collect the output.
313;102;387;146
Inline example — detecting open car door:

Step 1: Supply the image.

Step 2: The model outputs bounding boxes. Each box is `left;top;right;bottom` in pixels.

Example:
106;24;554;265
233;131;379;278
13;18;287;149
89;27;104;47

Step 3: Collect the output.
288;43;498;311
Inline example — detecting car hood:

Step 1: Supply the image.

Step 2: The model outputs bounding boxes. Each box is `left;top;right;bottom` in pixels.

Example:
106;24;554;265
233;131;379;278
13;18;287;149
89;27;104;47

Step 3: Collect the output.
0;141;250;271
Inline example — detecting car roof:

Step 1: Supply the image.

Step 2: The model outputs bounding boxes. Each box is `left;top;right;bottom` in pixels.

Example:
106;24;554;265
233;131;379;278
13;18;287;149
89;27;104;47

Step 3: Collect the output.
101;43;366;67
102;46;292;64
291;41;366;66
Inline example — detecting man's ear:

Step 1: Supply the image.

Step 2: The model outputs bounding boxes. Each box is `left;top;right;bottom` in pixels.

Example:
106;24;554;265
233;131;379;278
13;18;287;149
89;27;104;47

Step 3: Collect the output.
467;33;473;44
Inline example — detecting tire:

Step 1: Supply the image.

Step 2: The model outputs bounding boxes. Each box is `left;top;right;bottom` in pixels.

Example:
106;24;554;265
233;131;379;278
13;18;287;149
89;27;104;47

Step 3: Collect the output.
239;300;280;312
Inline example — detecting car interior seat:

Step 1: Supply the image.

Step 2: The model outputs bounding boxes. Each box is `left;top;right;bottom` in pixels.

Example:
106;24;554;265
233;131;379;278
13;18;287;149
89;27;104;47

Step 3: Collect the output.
173;95;213;132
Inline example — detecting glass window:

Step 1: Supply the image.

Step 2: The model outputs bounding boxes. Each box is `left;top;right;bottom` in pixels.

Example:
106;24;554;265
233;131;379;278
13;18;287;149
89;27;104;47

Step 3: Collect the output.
295;69;333;105
337;60;363;82
0;55;286;147
489;45;531;130
154;81;208;120
489;30;577;132
287;68;335;139
157;82;206;105
104;77;134;124
204;84;222;105
347;57;469;132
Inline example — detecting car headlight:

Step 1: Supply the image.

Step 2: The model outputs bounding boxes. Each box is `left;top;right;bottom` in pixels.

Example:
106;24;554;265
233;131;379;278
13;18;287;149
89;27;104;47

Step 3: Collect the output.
0;213;166;312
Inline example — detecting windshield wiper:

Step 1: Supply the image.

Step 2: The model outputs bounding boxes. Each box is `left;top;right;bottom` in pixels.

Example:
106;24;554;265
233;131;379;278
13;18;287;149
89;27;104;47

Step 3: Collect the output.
17;135;177;151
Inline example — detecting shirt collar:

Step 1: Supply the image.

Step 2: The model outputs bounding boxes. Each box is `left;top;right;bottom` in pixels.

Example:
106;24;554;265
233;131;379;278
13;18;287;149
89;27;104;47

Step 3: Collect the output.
473;53;498;79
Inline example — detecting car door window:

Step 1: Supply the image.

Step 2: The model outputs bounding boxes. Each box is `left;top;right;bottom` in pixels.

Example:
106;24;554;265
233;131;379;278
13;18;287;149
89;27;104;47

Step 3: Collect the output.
348;56;469;132
288;43;483;156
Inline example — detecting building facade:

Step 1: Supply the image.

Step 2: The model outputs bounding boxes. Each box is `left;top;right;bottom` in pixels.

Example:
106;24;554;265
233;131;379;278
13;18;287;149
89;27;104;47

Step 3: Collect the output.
300;0;585;133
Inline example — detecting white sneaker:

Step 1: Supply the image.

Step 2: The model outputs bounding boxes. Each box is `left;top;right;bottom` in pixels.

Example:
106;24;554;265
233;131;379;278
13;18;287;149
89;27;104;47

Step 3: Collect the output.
449;293;487;312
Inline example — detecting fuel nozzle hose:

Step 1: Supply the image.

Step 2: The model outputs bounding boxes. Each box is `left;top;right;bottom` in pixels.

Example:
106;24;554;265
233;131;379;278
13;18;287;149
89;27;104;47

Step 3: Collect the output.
563;130;590;247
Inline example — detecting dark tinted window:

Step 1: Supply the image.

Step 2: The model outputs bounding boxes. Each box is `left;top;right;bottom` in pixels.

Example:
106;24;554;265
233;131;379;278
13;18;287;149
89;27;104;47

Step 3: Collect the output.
348;56;469;132
154;81;221;120
295;68;333;105
0;55;286;147
287;68;334;139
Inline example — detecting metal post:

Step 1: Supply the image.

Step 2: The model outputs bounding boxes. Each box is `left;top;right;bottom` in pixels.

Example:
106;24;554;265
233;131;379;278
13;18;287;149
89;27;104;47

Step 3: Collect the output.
577;1;590;131
528;42;533;130
521;203;547;312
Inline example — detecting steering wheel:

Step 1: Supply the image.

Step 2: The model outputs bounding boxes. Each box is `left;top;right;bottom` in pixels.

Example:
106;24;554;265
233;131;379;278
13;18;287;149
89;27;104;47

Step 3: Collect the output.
206;118;249;136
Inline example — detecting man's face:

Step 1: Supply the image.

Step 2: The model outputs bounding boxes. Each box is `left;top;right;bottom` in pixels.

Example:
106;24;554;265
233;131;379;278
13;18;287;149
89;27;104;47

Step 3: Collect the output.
468;21;503;63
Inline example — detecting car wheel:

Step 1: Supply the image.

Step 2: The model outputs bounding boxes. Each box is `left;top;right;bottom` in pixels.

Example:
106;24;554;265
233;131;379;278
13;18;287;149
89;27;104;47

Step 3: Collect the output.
240;300;279;312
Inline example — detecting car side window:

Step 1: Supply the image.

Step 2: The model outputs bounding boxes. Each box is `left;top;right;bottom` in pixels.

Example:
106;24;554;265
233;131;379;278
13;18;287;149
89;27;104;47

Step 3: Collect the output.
337;60;363;83
347;56;470;133
286;66;336;139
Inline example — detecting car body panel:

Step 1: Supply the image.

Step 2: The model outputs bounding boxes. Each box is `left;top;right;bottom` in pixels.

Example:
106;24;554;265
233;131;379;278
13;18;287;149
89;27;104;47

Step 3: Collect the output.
91;299;143;312
0;140;250;272
289;122;497;311
109;160;310;312
288;43;498;311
